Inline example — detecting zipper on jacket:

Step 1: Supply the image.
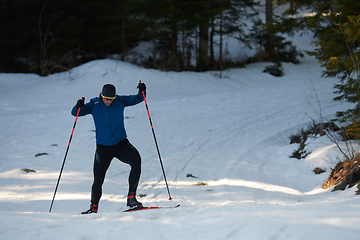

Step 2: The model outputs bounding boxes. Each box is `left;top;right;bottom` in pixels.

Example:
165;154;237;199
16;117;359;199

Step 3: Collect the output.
106;106;114;145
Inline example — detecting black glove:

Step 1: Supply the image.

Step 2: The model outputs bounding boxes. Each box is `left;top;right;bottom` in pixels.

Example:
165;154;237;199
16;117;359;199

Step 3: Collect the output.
137;82;146;92
76;97;85;108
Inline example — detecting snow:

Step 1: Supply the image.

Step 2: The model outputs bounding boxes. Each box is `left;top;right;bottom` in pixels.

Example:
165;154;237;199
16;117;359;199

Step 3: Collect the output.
1;32;360;240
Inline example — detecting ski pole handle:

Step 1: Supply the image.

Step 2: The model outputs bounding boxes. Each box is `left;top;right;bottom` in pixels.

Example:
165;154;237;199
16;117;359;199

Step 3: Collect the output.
139;80;150;120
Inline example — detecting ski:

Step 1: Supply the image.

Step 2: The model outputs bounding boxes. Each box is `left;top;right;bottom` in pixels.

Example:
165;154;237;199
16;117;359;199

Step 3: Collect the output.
123;204;180;212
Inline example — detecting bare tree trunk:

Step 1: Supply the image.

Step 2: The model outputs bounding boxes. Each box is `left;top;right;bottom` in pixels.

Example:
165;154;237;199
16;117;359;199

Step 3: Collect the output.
151;26;158;68
38;0;56;76
219;13;223;71
121;7;125;61
265;0;275;54
198;18;209;71
120;0;127;61
210;16;215;68
38;0;48;76
181;29;185;69
171;25;180;71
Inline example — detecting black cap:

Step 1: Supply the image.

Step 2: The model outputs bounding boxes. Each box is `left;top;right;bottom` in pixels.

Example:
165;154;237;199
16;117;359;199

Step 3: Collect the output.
102;84;116;98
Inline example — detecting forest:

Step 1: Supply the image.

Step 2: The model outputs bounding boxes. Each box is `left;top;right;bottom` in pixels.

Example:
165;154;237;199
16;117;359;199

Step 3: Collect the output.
1;0;304;76
1;1;359;111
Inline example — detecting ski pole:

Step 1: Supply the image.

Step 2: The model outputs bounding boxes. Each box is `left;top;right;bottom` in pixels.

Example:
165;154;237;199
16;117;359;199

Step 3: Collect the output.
139;80;172;200
49;97;83;212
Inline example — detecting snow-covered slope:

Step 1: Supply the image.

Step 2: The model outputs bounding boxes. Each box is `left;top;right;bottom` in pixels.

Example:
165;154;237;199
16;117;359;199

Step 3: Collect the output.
0;33;359;240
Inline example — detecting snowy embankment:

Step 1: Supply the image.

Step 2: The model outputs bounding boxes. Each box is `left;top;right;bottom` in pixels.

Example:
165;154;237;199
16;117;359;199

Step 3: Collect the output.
0;33;359;240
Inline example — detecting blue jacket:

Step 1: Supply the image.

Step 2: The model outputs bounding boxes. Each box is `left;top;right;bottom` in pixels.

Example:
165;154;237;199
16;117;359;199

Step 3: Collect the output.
71;91;145;146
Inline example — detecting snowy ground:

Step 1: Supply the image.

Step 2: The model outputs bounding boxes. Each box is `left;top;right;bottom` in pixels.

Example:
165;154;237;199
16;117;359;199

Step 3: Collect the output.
1;33;360;240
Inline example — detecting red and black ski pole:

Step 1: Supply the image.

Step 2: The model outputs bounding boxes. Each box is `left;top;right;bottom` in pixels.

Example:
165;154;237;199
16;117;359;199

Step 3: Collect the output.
139;81;172;200
49;97;83;212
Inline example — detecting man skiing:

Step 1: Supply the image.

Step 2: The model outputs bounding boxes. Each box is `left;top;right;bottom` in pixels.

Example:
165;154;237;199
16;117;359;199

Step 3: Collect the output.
72;82;146;214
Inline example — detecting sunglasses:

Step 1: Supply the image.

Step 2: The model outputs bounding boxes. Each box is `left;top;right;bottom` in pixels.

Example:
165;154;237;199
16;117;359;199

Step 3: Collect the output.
102;95;116;101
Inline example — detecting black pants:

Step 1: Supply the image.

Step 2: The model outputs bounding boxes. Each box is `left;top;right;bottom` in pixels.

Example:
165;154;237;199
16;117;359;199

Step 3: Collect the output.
91;138;141;205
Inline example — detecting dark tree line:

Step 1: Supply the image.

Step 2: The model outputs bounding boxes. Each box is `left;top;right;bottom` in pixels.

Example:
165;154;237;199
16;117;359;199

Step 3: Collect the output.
1;0;262;75
3;0;343;77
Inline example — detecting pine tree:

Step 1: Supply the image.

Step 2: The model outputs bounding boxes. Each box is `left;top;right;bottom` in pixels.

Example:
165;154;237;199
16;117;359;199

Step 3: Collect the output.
320;15;360;135
279;0;360;137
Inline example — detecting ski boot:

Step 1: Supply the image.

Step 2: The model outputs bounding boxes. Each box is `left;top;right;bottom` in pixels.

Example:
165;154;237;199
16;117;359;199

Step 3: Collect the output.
81;203;98;214
127;192;143;209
